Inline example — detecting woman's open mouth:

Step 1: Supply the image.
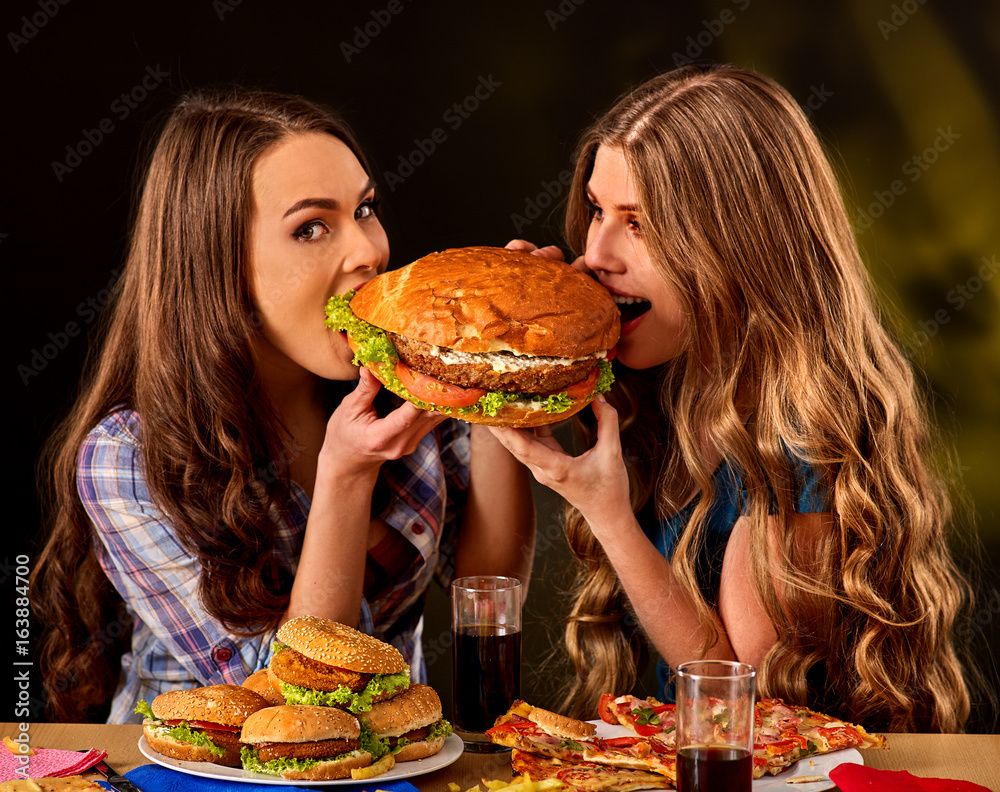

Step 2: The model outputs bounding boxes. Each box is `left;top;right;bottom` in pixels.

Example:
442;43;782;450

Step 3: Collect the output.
613;294;651;328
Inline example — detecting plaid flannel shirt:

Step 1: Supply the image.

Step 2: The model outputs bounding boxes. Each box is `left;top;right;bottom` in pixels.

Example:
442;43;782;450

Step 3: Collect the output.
78;409;470;723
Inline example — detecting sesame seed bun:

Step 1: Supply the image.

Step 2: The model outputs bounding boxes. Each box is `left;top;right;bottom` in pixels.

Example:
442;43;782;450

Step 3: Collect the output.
364;683;449;761
150;684;272;727
276;616;406;675
240;704;361;744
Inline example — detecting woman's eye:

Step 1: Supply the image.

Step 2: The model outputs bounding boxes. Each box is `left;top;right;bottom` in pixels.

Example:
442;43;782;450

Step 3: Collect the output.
293;220;328;242
587;200;604;222
628;216;643;234
356;198;380;220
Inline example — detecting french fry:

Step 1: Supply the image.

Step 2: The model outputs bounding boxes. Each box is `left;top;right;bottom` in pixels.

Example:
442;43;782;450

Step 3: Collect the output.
2;737;32;756
350;754;396;780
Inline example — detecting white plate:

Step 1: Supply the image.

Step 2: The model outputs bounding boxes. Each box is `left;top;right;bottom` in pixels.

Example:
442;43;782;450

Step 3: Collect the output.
138;733;464;785
590;721;863;792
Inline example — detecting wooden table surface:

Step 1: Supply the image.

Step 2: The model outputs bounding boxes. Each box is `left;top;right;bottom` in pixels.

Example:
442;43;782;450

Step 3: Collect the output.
5;723;1000;791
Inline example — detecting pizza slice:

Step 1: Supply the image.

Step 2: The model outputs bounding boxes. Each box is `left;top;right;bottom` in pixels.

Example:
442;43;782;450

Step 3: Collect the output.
511;749;669;792
487;701;676;783
598;694;676;748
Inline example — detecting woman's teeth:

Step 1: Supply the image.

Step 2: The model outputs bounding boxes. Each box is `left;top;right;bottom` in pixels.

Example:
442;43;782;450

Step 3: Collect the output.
612;294;651;323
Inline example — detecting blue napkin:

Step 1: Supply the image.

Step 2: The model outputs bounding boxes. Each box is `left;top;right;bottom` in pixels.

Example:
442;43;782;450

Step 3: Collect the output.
121;764;421;792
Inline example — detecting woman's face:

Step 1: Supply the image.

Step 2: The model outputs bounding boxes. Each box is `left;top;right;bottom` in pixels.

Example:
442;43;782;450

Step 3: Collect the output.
584;145;687;370
250;131;388;382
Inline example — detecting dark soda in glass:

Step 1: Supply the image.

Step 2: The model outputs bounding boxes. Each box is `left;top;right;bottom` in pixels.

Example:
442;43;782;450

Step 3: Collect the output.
452;624;521;732
676;744;752;792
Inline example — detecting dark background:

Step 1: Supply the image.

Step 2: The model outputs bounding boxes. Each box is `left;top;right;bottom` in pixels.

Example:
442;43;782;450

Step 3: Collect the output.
6;1;1000;729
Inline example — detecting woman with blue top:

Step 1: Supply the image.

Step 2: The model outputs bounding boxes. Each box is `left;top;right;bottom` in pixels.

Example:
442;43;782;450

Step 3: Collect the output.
34;89;534;723
496;64;972;733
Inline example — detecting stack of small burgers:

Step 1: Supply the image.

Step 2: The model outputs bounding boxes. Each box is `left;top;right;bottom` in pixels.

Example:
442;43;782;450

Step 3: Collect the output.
138;615;452;780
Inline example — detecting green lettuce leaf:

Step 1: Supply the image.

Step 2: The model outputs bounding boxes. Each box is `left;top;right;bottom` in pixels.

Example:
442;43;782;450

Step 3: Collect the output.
241;746;366;775
134;700;157;721
280;669;410;714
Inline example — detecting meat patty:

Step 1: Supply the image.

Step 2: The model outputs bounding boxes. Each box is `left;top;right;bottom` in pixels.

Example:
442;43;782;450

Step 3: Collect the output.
202;729;243;752
389;333;598;393
385;724;434;748
270;648;370;693
256;739;361;762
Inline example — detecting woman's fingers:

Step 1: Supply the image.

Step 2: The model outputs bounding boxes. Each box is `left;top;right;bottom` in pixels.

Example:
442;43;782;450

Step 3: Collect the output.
505;240;565;261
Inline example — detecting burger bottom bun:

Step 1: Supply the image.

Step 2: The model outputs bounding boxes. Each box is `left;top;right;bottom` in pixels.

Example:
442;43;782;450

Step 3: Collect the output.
394;735;446;762
357;357;595;429
277;751;373;781
142;722;241;768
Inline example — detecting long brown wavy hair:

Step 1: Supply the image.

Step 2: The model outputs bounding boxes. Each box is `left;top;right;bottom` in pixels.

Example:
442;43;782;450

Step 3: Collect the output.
33;90;375;721
559;64;973;733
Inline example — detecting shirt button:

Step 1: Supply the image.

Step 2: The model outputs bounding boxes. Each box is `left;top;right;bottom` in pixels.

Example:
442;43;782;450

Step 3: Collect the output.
412;523;425;534
214;647;233;663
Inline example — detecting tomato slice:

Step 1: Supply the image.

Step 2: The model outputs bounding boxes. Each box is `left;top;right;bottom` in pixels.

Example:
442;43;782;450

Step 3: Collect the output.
817;726;863;750
598;693;619;725
601;736;645;748
395;361;486;408
562;366;601;400
606;345;617;361
632;721;662;737
165;719;240;732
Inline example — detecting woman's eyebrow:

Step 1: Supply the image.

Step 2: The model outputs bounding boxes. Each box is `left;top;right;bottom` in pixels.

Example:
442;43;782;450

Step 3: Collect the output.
282;198;337;219
586;187;637;213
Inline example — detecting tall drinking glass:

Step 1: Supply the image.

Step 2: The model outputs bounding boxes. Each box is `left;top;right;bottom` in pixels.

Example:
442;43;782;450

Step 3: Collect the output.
451;575;522;752
676;660;756;792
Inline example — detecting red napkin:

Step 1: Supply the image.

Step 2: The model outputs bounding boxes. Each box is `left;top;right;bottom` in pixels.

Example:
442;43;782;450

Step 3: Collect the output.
830;763;992;791
0;748;108;781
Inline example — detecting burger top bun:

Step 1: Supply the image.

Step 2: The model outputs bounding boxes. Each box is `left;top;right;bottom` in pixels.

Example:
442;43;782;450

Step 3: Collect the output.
350;246;620;357
151;684;272;726
241;704;361;744
365;683;442;737
276;615;406;675
242;669;284;706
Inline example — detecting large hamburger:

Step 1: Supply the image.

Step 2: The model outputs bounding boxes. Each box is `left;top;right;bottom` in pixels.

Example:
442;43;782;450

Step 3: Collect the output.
363;683;452;761
325;246;619;428
135;684;272;767
269;616;409;713
240;704;372;780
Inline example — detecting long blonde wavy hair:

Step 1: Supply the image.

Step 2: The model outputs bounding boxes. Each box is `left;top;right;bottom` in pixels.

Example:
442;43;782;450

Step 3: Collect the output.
560;64;972;733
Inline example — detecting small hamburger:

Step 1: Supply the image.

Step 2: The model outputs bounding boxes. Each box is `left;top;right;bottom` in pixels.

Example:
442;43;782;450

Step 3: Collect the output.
135;684;272;767
240;704;372;780
325;246;619;428
242;669;284;706
363;683;452;761
269;616;409;713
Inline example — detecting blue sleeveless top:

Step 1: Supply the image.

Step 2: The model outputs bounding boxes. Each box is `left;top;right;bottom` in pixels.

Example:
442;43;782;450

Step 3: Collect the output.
641;456;829;698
